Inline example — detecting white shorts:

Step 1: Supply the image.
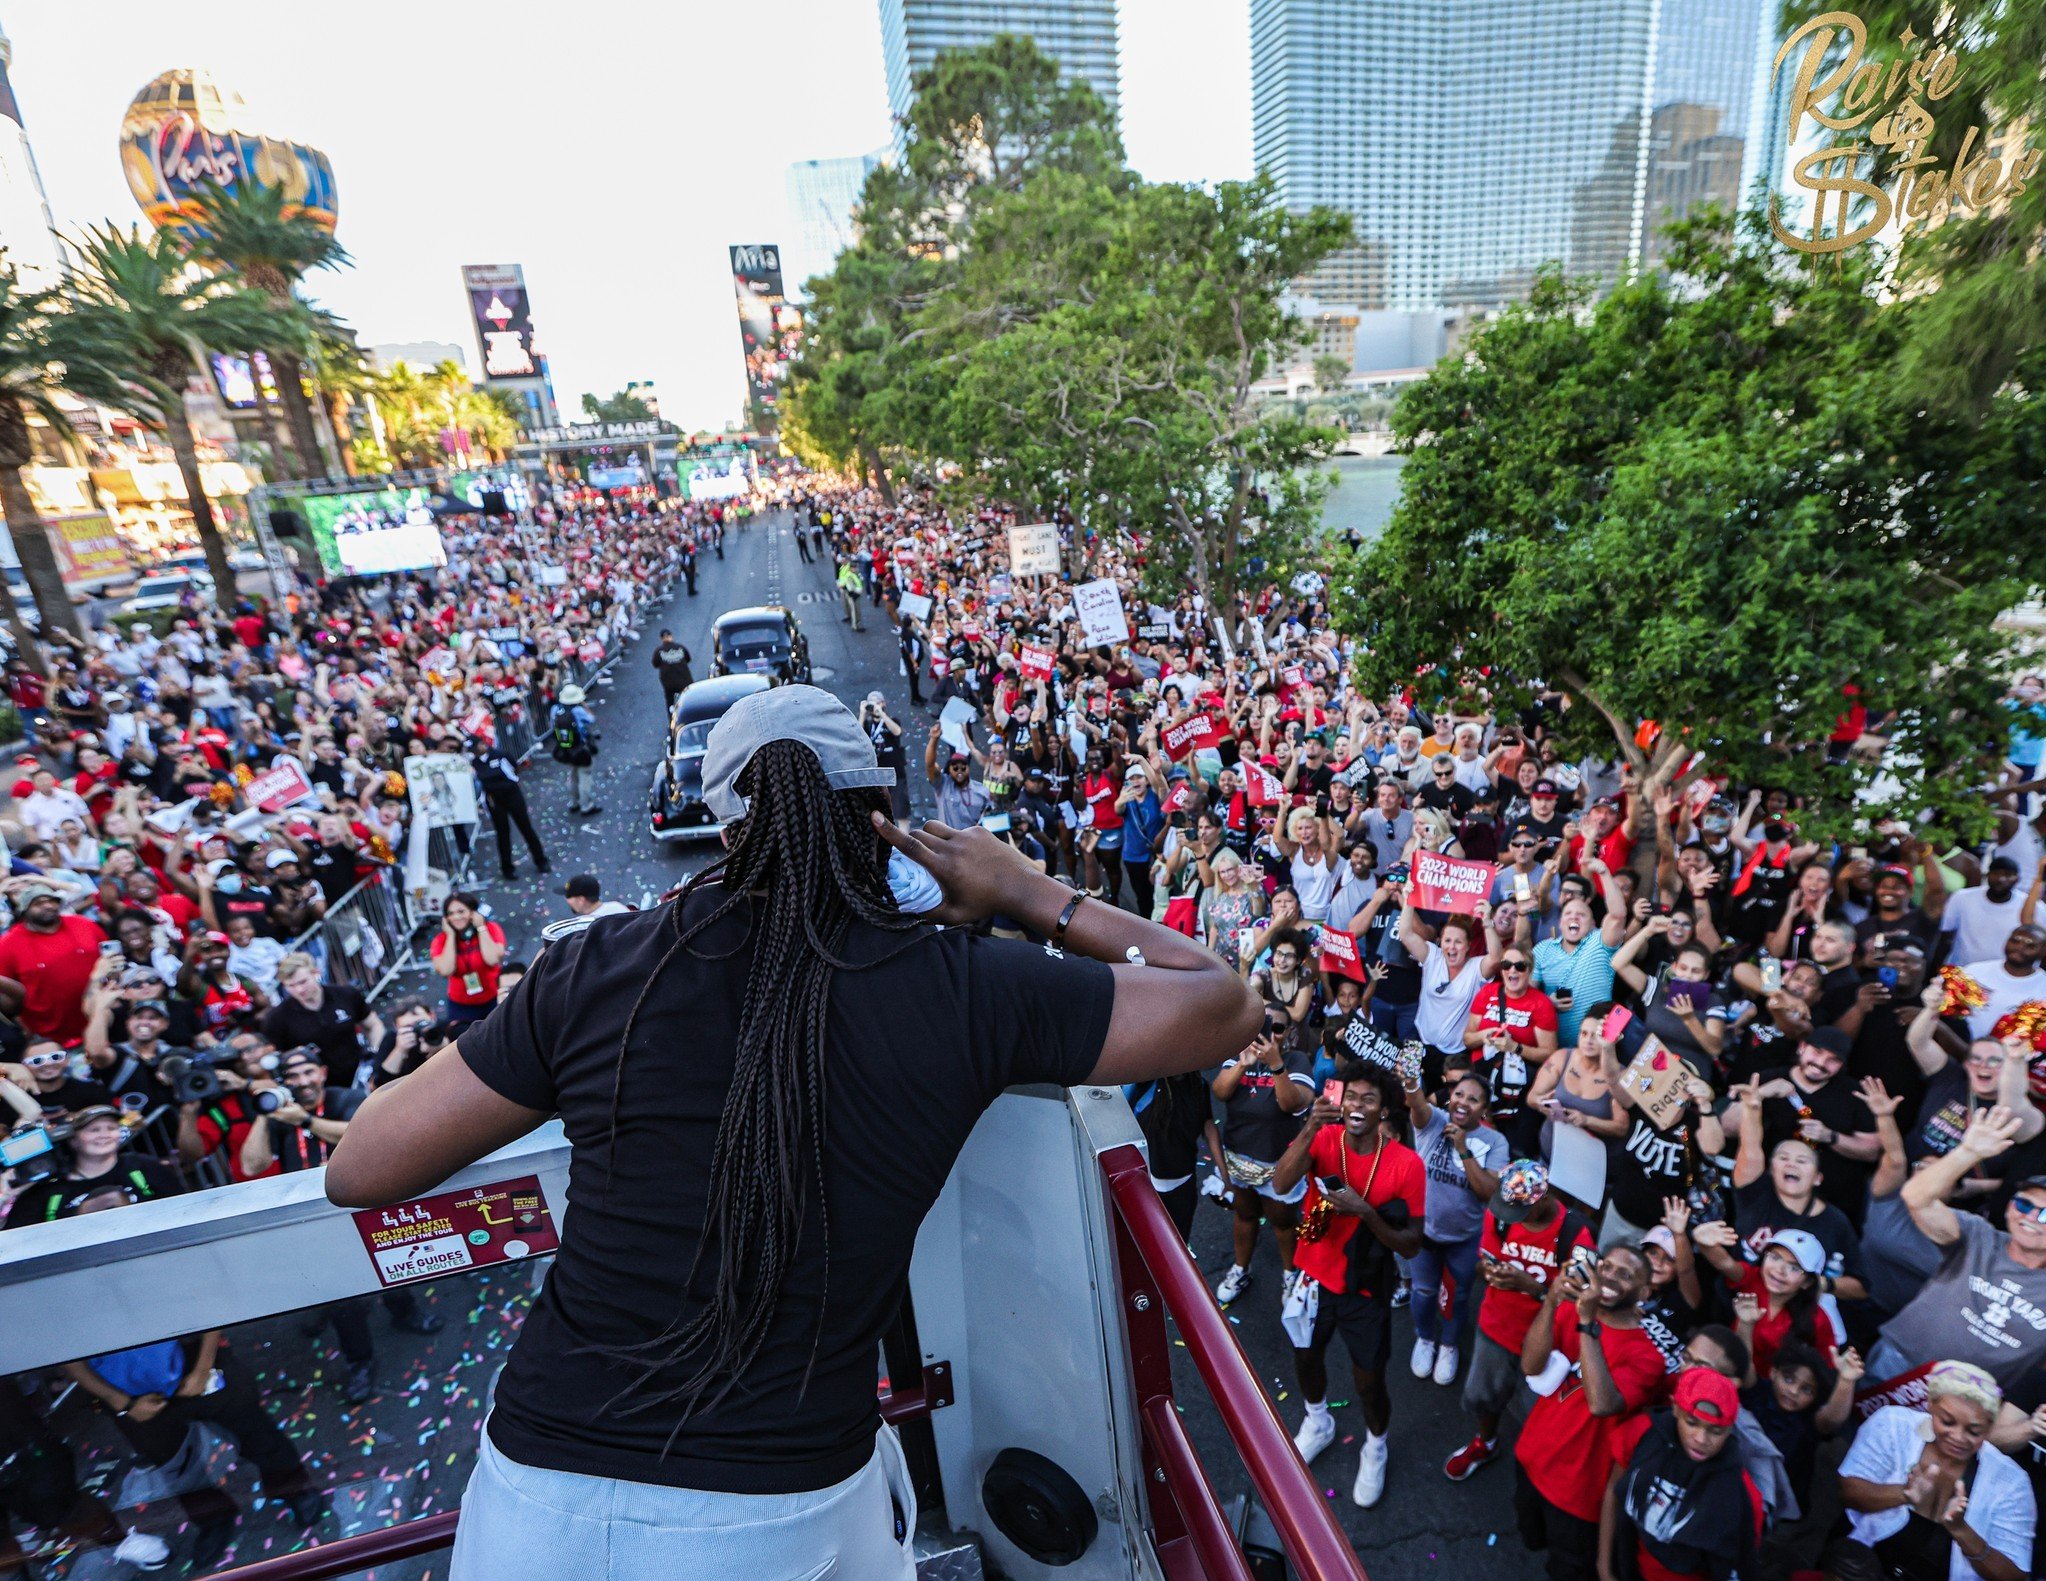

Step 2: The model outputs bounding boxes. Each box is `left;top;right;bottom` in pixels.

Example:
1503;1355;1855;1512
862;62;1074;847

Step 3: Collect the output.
450;1419;917;1581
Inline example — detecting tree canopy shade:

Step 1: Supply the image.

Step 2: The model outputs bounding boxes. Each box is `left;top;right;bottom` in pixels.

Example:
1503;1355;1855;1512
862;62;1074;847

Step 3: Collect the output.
1335;217;2046;836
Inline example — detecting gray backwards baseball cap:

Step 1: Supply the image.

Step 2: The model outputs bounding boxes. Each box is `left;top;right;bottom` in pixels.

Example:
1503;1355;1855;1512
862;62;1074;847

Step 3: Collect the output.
701;684;896;822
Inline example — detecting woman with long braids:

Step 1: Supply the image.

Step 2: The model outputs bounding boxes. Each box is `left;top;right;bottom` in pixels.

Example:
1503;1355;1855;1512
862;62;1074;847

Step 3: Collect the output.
328;686;1261;1578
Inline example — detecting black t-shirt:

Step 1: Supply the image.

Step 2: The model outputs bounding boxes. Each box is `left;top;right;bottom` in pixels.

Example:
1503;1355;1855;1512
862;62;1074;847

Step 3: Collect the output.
1731;1178;1863;1286
1607;1049;1711;1227
2002;1367;2046;1517
1415;780;1474;819
1217;1046;1314;1163
1132;1072;1211;1182
1813;965;1863;1028
213;884;278;939
1757;1066;1875;1217
457;888;1114;1496
304;842;358;907
3;1154;182;1227
29;1076;113;1120
88;1043;180;1112
261;985;370;1072
1850;1004;1928;1118
263;1085;363;1172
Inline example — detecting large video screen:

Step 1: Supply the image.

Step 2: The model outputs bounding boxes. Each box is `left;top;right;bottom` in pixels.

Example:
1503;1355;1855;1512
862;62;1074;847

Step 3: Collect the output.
301;487;449;577
729;244;803;434
687;454;753;502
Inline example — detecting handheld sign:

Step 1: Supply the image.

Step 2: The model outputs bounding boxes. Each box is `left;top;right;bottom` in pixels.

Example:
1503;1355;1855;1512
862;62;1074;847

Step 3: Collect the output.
1073;579;1131;647
1007;523;1061;577
243;759;319;814
1318;928;1367;983
1617;1035;1691;1131
1410;850;1496;916
897;591;934;623
1342;1016;1403;1071
1160;714;1219;762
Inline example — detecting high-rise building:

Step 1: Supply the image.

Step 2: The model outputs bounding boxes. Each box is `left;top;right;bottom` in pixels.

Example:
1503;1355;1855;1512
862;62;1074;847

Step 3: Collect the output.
1252;0;1765;319
784;149;888;297
878;0;1120;132
0;21;63;286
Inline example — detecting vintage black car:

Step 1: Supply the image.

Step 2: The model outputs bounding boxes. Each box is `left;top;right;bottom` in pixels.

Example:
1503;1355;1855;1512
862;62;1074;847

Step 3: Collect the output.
709;605;811;685
648;672;773;842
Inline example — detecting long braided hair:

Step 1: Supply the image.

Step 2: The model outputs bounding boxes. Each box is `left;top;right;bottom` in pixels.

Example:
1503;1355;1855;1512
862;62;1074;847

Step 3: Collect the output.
600;739;923;1432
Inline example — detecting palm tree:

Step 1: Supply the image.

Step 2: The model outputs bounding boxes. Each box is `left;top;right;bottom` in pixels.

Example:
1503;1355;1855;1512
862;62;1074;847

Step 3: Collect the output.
185;181;352;480
307;315;370;477
0;264;127;656
59;225;294;609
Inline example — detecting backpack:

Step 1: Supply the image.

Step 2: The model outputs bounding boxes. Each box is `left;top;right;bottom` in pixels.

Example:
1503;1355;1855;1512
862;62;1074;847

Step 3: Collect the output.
551;708;594;766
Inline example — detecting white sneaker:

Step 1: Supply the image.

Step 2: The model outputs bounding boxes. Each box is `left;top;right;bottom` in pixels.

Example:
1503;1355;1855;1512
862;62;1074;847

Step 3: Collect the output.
1353;1434;1388;1508
115;1530;172;1570
1215;1265;1252;1306
1433;1344;1460;1386
1294;1410;1337;1465
1409;1336;1437;1378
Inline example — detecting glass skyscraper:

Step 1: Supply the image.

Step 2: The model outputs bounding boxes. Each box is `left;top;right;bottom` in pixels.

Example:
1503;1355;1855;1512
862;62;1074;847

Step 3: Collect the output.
1252;0;1768;312
878;0;1121;131
785;150;889;298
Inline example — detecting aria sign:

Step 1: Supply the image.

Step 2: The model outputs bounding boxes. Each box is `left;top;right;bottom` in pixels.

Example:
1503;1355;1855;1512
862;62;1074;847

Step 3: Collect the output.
1770;11;2042;255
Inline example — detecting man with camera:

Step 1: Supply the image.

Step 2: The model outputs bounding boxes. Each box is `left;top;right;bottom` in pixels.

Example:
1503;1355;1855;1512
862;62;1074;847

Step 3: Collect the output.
80;986;179;1116
175;1035;284;1183
238;1046;358;1180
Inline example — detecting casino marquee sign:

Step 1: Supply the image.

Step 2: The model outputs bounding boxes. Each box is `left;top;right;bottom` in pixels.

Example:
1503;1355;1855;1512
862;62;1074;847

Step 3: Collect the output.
1771;10;2042;255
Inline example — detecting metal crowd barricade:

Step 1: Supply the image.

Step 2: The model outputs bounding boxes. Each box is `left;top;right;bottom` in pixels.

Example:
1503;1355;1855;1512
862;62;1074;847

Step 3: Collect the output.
284;869;414;1000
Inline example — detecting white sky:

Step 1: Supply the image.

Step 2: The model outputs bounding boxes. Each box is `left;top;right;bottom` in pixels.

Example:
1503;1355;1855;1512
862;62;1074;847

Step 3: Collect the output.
12;0;1251;433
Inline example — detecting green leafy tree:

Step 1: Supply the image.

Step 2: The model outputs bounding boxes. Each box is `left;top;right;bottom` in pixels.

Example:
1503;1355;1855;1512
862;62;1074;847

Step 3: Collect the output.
185;180;351;479
939;174;1351;605
1313;353;1350;394
1335;216;2046;835
785;34;1125;492
580;388;655;422
59;225;291;608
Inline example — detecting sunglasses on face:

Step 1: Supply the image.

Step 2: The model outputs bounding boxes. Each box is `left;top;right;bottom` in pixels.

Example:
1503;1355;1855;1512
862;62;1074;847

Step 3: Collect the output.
2015;1198;2046;1222
23;1051;67;1067
1502;959;1530;971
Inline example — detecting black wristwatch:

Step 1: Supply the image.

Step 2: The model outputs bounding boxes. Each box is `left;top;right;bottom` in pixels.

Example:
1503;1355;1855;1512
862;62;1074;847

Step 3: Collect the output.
1581;1317;1603;1338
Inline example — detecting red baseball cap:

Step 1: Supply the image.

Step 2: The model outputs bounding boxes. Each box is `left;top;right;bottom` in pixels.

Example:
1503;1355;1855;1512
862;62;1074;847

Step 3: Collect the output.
1673;1366;1740;1425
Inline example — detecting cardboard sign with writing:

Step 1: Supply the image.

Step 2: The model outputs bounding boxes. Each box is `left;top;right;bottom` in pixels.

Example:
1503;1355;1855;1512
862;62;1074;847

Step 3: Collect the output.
1073;579;1130;647
1318;928;1367;983
352;1174;560;1288
1616;1035;1691;1130
1244;763;1287;807
961;620;982;641
1409;850;1496;916
1164;780;1194;814
1007;522;1061;577
1018;643;1056;681
1160;714;1221;761
897;591;934;623
1138;623;1173;640
243;758;319;813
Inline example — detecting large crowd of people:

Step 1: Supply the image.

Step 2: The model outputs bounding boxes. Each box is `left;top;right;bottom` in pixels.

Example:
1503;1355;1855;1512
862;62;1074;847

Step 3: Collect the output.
7;461;2046;1580
0;480;753;1572
790;474;2046;1581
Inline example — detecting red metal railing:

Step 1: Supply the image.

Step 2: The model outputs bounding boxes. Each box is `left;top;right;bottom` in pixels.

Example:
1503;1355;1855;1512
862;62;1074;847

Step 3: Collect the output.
1100;1142;1370;1581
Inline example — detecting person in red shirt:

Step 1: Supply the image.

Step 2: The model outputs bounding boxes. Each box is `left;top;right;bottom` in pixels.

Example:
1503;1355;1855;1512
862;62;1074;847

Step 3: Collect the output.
0;880;109;1045
1601;1367;1764;1581
1515;1240;1669;1581
1273;1065;1426;1508
1464;954;1561;1153
1446;1159;1597;1480
1566;796;1636;876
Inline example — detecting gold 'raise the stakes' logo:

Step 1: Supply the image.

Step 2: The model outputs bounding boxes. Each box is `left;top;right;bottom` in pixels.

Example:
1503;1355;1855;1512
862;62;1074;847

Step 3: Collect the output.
1771;10;2042;254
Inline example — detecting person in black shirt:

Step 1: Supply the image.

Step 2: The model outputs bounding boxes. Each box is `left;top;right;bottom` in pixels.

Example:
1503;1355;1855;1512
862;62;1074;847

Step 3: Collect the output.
3;1107;181;1228
240;1047;360;1177
81;995;179;1116
651;630;694;713
261;955;377;1081
326;688;1261;1573
7;1041;112;1120
195;858;276;941
470;744;550;881
1416;755;1475;819
1749;1026;1880;1220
